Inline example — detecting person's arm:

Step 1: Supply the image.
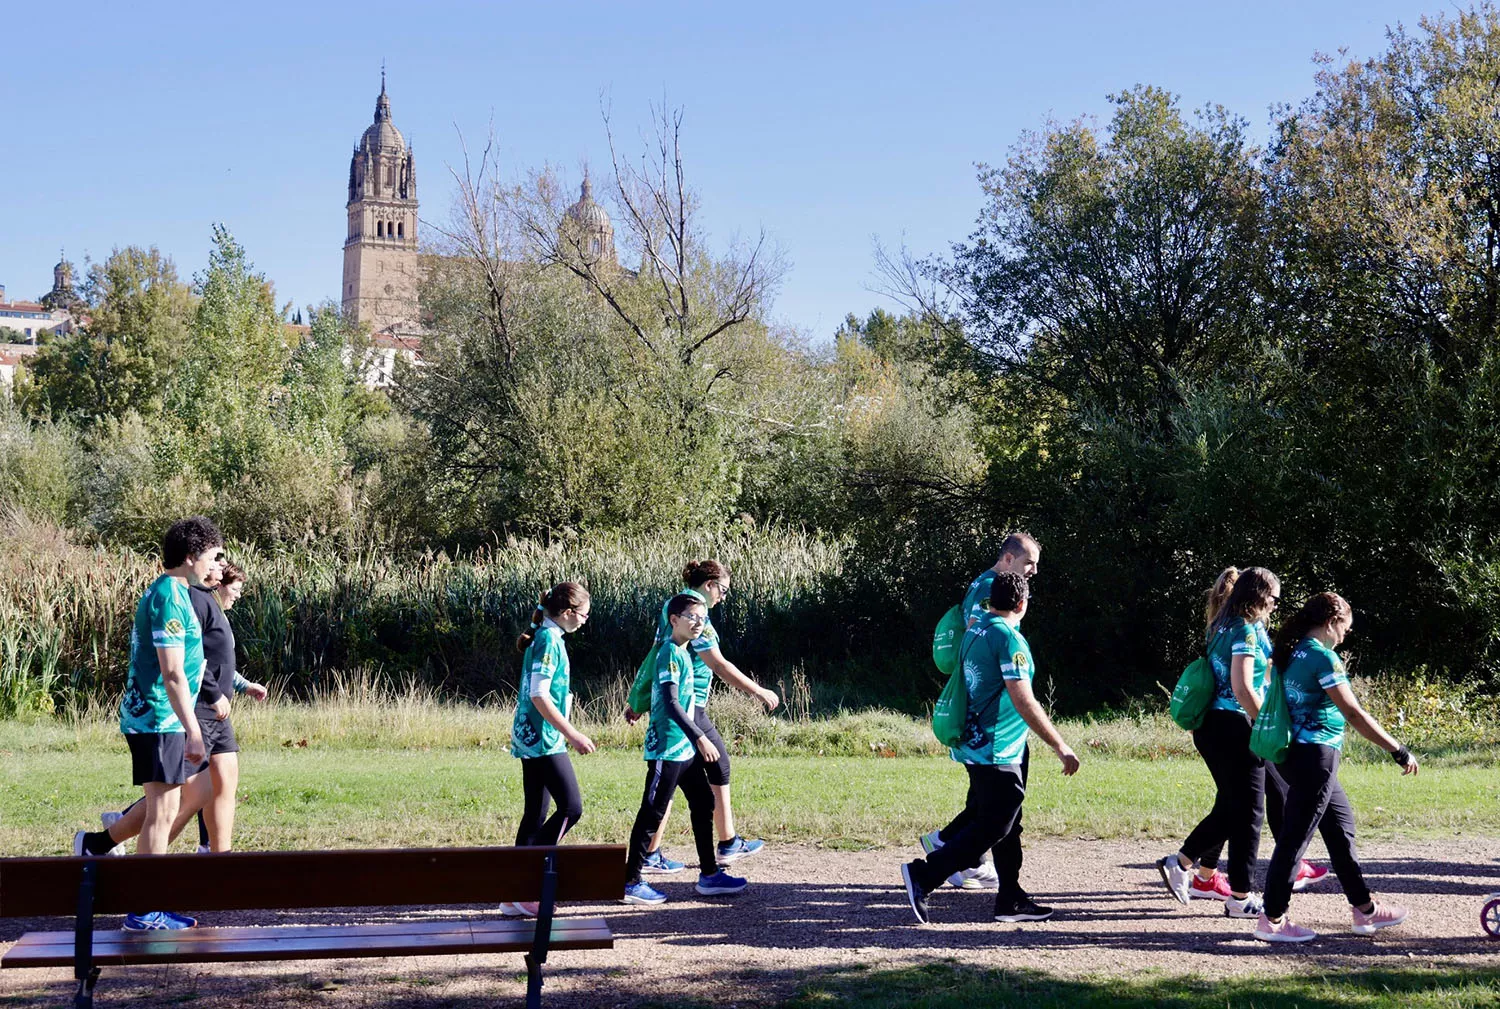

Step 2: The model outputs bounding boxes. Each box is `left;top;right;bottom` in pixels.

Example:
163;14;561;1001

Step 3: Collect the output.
1003;676;1080;775
661;680;718;762
1229;655;1260;719
1325;683;1418;775
701;647;779;711
157;645;204;764
532;692;595;754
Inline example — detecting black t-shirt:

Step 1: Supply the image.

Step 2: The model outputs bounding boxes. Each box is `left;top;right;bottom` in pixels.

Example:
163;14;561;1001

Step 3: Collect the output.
189;584;237;705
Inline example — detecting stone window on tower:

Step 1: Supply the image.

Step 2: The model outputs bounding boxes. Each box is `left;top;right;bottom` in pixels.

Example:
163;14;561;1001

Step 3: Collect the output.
398;222;404;239
377;221;384;237
387;164;395;186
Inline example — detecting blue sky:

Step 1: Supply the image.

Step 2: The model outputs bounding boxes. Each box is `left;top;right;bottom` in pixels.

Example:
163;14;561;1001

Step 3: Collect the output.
3;0;1427;340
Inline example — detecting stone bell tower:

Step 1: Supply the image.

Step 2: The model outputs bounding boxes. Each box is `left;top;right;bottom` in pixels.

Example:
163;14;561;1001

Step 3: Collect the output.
342;72;419;335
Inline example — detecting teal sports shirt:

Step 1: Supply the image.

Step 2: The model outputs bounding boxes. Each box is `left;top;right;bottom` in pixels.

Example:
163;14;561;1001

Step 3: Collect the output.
1282;637;1350;749
950;614;1034;766
121;575;204;734
1208;617;1271;714
654;587;719;708
643;640;697;762
961;570;997;627
510;622;572;758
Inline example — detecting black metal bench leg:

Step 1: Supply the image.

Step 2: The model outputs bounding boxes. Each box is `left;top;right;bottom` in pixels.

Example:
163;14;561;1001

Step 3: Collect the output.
524;845;561;1009
74;861;99;1009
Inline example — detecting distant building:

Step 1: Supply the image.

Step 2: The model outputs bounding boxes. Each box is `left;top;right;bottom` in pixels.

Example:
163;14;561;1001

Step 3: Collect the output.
0;255;83;344
0;342;39;395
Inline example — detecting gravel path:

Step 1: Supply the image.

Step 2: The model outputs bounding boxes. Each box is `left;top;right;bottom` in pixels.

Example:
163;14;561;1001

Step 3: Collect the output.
3;838;1498;1007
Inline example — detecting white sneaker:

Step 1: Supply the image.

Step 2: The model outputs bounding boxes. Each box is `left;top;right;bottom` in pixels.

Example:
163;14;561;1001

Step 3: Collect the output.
99;812;127;856
196;845;212;854
918;829;968;888
966;860;1000;890
1224;893;1265;919
1157;854;1192;905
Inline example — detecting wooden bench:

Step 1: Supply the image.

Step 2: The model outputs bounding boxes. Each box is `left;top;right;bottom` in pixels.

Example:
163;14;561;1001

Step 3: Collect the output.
0;844;624;1009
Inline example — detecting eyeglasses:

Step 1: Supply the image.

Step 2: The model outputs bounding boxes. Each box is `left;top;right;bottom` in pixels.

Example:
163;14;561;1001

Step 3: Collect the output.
570;609;590;622
1268;595;1280;606
680;613;706;625
712;581;730;598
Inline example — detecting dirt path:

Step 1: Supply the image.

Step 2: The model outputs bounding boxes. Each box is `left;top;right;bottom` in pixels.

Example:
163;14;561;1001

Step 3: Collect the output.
3;838;1498;1007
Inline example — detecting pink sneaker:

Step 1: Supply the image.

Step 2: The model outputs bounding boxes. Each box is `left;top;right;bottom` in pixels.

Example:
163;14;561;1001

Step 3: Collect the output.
1189;871;1233;901
1253;913;1317;942
1292;860;1329;892
1352;901;1408;935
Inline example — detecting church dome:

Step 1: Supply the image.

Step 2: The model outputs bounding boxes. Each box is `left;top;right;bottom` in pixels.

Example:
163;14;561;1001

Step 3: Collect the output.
360;80;406;154
566;177;611;230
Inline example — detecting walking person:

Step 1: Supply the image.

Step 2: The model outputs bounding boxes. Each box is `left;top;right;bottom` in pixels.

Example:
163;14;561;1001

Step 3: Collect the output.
628;560;779;875
901;572;1081;924
623;594;747;906
100;562;269;854
919;532;1041;891
1166;568;1327;906
506;582;597;917
72;517;221;931
1254;592;1417;942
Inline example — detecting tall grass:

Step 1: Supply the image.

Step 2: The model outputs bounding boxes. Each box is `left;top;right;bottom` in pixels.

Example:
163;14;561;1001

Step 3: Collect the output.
0;513;863;716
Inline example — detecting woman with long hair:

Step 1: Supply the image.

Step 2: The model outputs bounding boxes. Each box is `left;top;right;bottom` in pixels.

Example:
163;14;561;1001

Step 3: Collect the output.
1253;593;1417;942
1158;567;1283;919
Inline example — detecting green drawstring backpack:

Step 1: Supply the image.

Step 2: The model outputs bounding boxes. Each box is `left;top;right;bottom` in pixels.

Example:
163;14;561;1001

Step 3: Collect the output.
1249;667;1292;763
931;630;972;747
932;603;966;675
1169;655;1215;731
626;644;660;715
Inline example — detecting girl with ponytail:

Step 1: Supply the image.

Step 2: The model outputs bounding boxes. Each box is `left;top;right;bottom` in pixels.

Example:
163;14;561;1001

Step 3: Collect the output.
1253;593;1418;943
506;582;595;915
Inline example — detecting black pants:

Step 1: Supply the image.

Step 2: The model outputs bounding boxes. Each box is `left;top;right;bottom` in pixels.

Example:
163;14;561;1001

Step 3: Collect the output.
916;751;1028;899
625;757;719;884
1263;742;1370;919
1179;708;1267;894
694;708;731;787
516;753;583;847
1198;762;1289;874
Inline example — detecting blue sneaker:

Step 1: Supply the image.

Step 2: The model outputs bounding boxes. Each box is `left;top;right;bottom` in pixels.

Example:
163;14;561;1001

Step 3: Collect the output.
695;870;748;896
623;882;668;905
122;911;195;931
716;836;764;864
641;849;686;875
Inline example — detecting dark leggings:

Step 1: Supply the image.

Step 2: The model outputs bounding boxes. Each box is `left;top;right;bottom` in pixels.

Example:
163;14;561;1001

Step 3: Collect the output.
1264;742;1370;919
516;753;583;847
922;750;1029;898
694;708;731;787
1179;707;1267;894
625;758;719;884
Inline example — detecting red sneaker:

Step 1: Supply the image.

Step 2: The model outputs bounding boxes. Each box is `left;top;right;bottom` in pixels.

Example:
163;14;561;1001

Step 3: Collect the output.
1188;870;1233;901
1292;860;1329;892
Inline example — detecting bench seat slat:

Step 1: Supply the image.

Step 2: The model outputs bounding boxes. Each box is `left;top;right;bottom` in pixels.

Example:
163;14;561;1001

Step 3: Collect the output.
2;918;614;968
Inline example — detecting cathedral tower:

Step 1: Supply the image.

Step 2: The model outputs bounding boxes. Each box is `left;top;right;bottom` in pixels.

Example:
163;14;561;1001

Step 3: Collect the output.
342;73;419;334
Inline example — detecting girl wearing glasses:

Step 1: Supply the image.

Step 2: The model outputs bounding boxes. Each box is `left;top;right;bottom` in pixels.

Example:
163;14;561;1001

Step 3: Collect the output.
630;560;779;874
623;594;748;905
507;582;596;915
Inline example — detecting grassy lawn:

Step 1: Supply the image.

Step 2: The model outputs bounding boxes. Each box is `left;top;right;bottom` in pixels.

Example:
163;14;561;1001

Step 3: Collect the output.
2;715;1495;855
775;961;1500;1009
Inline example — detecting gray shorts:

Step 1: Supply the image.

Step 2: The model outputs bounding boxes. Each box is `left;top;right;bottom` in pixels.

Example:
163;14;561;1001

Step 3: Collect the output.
126;732;208;785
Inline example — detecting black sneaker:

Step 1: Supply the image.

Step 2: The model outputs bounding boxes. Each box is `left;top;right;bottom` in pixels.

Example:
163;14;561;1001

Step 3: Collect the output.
994;892;1053;922
900;862;930;924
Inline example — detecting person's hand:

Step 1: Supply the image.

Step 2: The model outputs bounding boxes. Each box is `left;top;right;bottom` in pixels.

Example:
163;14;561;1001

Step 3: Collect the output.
1401;752;1420;776
184;728;206;765
211;695;231;721
624;707;643;725
246;682;268;702
758;687;780;713
1054;743;1080;776
570;732;597;755
696;736;721;763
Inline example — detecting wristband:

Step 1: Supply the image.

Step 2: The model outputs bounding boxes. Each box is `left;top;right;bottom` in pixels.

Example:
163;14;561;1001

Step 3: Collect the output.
1391;745;1411;767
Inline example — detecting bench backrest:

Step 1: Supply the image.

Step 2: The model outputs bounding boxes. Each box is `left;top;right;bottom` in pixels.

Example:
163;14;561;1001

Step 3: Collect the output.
0;845;625;918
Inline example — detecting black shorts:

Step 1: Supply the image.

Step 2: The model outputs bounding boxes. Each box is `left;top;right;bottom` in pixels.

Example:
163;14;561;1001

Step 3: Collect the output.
126;733;208;786
195;705;240;756
693;709;731;787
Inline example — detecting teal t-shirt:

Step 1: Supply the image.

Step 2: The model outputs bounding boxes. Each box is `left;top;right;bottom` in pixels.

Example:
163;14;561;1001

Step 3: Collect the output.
654;588;719;708
121;575;204;734
644;640;697;761
511;622;571;758
1208;617;1271;713
1282;637;1350;749
961;570;997;627
950;614;1033;766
